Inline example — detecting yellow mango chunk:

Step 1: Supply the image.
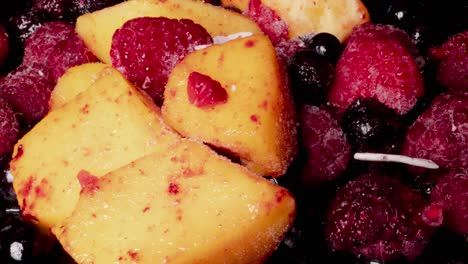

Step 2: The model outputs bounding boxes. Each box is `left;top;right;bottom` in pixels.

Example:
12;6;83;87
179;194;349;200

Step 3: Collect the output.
261;0;369;41
162;35;297;177
11;67;178;231
75;0;263;64
53;139;295;264
49;62;108;110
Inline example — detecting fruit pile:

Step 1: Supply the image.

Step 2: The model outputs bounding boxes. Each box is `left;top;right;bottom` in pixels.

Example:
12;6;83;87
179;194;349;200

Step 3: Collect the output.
0;0;466;263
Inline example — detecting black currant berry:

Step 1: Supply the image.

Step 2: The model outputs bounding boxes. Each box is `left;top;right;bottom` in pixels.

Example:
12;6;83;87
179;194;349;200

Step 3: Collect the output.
305;32;341;64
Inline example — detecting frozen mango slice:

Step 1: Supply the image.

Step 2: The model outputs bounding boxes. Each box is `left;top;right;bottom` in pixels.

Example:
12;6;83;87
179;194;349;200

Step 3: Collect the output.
53;139;295;264
162;35;297;177
76;0;263;63
11;67;178;231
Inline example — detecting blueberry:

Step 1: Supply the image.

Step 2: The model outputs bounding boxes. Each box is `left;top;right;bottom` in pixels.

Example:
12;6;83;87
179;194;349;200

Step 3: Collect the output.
341;98;406;153
305;32;341;64
287;49;334;106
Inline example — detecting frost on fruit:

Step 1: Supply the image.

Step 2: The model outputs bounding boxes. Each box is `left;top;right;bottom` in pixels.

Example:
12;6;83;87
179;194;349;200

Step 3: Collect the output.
244;0;288;46
110;17;213;106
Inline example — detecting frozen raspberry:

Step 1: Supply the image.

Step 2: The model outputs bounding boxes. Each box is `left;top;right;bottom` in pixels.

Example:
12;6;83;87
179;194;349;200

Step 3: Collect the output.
325;173;441;262
243;0;288;46
401;93;468;171
0;24;9;66
299;105;351;184
23;21;75;66
0;63;54;124
328;23;425;115
187;72;228;108
346;22;418;56
110;17;213;106
275;37;307;64
46;33;98;82
428;30;468;94
0;98;19;157
431;169;468;235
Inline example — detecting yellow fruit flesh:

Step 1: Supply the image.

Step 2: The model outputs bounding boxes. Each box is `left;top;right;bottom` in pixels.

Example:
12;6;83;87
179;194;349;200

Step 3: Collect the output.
260;0;369;41
162;35;297;177
11;67;178;231
49;62;108;110
75;0;263;64
53;139;295;264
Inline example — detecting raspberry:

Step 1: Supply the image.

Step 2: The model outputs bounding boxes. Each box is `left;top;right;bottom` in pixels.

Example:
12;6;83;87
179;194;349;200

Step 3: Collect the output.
23;21;75;66
110;17;213;106
431;169;468;235
401;93;468;171
428;30;468;94
275;37;307;64
0;23;9;66
0;63;55;125
244;0;289;46
325;174;440;262
0;98;19;157
328;23;425;115
298;105;351;184
346;22;418;56
46;33;98;82
187;72;228;108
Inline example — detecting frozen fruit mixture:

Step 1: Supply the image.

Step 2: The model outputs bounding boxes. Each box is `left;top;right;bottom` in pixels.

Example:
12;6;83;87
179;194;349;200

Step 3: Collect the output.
0;0;466;263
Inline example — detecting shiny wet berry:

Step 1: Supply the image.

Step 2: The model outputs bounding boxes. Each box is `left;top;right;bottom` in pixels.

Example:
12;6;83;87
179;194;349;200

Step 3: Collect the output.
341;98;406;153
305;32;341;64
288;49;334;106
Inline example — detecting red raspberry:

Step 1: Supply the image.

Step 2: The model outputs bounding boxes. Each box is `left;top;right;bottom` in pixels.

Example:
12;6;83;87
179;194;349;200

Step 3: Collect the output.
299;105;351;184
0;24;9;66
428;30;468;94
187;72;228;108
110;17;213;106
23;21;75;66
0;63;54;125
346;22;418;56
401;93;467;171
243;0;289;46
0;98;19;156
325;174;441;262
46;33;98;82
431;169;468;235
328;23;424;115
